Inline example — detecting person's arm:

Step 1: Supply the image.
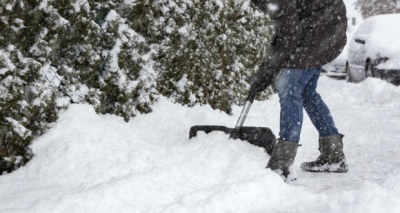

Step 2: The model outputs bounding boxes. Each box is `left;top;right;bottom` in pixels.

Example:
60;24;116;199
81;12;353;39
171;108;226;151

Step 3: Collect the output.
250;0;303;91
258;0;302;64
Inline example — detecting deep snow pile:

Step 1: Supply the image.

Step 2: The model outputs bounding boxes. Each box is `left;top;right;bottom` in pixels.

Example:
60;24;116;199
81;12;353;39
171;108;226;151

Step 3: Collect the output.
0;76;399;213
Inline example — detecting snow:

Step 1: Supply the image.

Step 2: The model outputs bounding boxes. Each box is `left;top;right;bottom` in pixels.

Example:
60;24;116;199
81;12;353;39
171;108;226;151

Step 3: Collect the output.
71;0;90;13
177;74;188;92
38;0;49;10
1;76;400;212
5;117;32;139
68;84;89;103
0;48;16;75
267;3;278;12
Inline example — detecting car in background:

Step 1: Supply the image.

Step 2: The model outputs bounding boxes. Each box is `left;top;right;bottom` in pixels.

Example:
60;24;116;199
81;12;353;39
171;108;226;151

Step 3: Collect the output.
322;47;347;79
346;14;400;86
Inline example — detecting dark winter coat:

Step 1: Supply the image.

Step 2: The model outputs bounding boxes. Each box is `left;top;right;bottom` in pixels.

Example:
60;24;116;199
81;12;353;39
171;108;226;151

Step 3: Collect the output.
252;0;347;70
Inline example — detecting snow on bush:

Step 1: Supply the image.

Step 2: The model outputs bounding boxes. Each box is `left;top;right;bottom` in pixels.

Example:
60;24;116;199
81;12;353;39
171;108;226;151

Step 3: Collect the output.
1;0;274;174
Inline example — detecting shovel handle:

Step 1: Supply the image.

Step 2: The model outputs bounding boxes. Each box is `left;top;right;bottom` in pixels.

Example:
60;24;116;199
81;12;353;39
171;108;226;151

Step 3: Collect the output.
189;125;231;138
246;85;259;103
234;86;258;128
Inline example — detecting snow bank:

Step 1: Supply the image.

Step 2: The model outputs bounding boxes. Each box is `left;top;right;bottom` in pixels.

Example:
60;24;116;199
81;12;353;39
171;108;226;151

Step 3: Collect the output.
0;77;400;212
0;102;303;212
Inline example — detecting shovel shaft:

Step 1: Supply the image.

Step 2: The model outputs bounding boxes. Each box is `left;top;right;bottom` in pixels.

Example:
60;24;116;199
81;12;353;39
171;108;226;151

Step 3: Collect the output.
234;86;258;128
235;101;252;128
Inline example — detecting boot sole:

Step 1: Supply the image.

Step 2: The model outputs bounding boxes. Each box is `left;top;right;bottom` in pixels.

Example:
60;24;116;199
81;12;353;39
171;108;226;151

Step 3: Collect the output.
300;164;348;173
302;169;348;173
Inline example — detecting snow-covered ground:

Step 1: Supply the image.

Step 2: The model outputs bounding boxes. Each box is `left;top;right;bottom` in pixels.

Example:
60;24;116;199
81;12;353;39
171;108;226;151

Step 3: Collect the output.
0;76;399;213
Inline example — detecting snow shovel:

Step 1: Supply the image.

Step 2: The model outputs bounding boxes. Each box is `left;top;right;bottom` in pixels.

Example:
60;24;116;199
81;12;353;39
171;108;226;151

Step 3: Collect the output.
189;86;276;155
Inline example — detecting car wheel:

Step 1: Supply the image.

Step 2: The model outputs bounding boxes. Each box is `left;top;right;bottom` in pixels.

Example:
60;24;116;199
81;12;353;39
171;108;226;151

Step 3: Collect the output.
365;62;375;78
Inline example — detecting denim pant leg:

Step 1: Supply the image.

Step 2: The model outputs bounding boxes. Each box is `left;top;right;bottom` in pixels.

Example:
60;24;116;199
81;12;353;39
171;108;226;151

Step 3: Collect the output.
302;69;339;137
277;69;315;142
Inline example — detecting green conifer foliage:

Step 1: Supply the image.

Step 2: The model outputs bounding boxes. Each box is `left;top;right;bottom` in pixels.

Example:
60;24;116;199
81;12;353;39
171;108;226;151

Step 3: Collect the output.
0;0;273;174
0;46;53;174
0;0;159;174
94;4;157;120
132;0;273;113
0;1;52;173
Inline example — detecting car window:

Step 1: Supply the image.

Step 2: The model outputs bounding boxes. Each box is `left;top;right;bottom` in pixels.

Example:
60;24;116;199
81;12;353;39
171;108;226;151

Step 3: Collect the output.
355;19;373;36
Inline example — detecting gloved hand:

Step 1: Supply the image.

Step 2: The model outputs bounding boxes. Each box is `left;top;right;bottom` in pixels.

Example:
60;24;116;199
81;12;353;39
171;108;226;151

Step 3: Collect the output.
251;62;276;92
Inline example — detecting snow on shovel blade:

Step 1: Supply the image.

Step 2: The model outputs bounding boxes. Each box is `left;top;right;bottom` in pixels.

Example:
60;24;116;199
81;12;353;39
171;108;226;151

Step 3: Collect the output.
189;125;276;155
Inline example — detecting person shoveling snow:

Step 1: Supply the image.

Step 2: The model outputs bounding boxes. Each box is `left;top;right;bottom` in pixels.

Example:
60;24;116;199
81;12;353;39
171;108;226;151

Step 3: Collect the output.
250;0;349;180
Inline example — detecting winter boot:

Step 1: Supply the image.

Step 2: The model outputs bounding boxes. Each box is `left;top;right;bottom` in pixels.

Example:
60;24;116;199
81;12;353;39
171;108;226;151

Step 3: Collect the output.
300;134;348;173
267;139;299;181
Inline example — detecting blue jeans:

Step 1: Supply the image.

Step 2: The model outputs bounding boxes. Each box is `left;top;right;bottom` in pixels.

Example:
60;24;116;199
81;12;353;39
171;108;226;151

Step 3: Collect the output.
277;68;339;142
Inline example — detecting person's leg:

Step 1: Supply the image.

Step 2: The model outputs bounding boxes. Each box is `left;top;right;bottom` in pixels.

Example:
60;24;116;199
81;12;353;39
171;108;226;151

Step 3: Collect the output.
300;68;348;173
270;68;315;180
276;68;315;142
301;68;339;137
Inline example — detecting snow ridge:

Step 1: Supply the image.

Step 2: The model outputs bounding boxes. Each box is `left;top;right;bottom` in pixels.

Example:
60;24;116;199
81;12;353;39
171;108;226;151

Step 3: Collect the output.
0;77;399;212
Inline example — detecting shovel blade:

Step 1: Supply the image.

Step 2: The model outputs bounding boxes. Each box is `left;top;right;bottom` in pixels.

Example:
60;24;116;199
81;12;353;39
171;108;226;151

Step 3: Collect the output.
189;125;276;155
231;126;276;155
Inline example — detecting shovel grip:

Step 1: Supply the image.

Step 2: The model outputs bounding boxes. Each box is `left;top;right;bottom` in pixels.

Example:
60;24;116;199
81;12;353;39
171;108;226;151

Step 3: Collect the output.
246;85;259;103
189;125;231;138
